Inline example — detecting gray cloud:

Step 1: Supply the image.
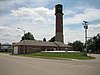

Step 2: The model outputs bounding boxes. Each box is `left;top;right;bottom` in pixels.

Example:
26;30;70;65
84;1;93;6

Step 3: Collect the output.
0;0;10;1
0;0;100;44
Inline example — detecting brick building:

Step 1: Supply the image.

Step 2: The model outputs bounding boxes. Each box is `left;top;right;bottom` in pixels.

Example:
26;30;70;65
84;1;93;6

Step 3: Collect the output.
13;40;71;54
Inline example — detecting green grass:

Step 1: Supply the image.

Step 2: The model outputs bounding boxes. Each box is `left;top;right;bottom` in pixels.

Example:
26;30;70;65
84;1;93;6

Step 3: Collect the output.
18;52;95;60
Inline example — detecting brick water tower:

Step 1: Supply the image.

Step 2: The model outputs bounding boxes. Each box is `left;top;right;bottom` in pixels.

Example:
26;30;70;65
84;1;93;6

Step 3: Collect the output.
55;4;64;43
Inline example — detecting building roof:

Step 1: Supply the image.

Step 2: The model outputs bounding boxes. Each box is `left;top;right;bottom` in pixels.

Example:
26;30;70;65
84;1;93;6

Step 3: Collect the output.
54;41;68;47
13;40;70;48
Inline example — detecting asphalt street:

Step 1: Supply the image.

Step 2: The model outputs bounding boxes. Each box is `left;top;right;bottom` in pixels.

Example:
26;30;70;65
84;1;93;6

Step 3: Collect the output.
0;53;100;75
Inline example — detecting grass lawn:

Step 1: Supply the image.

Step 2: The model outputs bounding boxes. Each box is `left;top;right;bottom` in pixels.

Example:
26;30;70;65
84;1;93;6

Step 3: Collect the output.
19;52;95;60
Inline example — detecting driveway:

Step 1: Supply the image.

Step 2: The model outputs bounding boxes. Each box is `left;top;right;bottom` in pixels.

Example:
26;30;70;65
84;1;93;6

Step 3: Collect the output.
0;53;100;75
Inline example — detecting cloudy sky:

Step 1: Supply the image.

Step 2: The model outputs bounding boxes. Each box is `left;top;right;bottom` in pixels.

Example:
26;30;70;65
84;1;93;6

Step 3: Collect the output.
0;0;100;44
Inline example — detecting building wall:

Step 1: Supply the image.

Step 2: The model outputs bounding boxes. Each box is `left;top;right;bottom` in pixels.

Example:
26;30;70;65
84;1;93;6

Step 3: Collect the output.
26;46;41;54
41;46;57;51
13;45;66;54
17;45;41;54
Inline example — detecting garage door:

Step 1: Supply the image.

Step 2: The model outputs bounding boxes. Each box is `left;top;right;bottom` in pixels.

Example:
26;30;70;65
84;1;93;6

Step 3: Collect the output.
14;47;18;54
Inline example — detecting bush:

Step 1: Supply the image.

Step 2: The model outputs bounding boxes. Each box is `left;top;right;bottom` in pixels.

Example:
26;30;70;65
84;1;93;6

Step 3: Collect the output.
80;53;87;56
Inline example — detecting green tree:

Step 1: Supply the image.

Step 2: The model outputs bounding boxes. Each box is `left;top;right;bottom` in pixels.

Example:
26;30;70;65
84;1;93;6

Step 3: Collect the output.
73;41;83;51
87;37;96;53
49;36;55;42
21;32;35;41
68;42;73;46
87;33;100;53
96;34;100;51
68;41;84;51
43;38;46;42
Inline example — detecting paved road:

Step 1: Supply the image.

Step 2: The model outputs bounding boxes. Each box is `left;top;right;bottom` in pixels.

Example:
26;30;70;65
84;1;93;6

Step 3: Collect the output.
0;53;100;75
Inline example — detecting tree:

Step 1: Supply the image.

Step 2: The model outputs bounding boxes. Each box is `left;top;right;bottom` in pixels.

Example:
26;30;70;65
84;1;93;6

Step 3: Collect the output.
0;43;1;51
73;41;83;51
68;42;73;46
43;38;46;42
96;34;100;50
87;36;96;53
21;32;35;41
49;36;55;42
68;41;84;51
87;33;100;53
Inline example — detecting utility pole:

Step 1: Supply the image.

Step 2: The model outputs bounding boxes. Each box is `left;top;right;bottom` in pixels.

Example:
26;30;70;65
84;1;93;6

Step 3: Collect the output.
17;28;25;54
82;21;89;54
